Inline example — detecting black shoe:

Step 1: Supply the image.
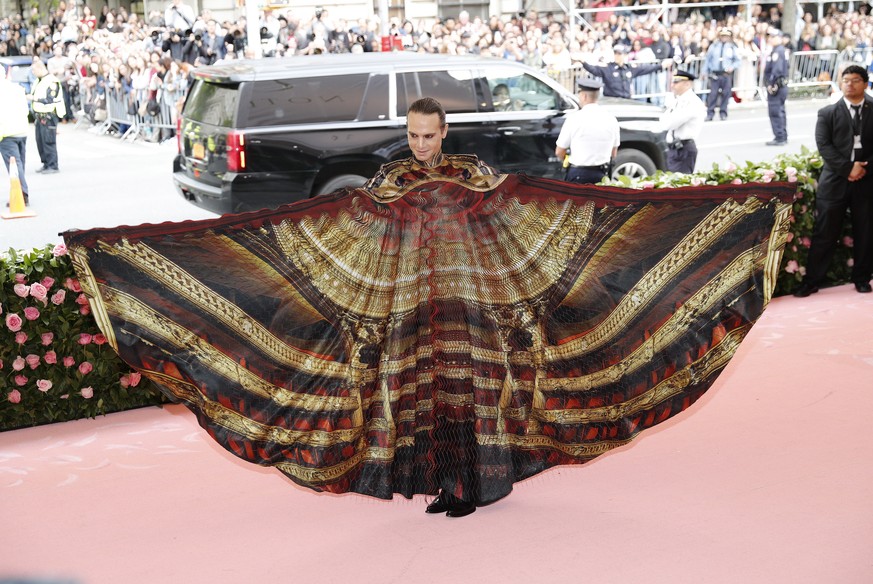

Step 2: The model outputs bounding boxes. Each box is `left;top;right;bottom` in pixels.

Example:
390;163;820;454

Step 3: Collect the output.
855;281;872;293
766;139;787;146
425;490;476;517
446;499;477;518
793;283;820;298
35;166;47;173
705;115;714;122
720;113;728;120
42;168;59;174
5;194;29;208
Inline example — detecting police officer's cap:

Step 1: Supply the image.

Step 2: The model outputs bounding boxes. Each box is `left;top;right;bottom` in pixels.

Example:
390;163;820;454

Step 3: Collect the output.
718;27;733;37
576;77;603;91
612;44;629;54
672;70;696;82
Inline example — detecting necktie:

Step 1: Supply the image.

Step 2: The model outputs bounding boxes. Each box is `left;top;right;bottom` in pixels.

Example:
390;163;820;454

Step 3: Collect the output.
852;104;863;161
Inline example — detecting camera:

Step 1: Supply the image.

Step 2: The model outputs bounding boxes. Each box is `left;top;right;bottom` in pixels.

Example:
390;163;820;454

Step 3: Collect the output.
194;33;202;41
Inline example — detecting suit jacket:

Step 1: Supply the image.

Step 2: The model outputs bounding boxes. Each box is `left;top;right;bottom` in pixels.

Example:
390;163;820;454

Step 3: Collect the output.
815;95;873;200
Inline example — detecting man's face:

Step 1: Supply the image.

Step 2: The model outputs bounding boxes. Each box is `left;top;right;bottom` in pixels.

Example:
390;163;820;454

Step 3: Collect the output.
672;79;691;96
407;111;448;163
841;72;867;101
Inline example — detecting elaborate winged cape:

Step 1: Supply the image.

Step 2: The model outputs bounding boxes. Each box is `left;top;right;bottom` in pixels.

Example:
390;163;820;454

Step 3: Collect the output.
64;156;793;504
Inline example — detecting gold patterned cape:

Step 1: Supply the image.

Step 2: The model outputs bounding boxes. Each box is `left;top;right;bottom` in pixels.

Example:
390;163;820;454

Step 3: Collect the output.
64;156;793;504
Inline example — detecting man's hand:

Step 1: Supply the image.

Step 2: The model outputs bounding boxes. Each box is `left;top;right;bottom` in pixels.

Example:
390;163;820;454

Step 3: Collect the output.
849;160;867;181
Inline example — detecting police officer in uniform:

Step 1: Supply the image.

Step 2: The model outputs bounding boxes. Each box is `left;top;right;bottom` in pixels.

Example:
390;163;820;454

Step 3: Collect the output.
555;77;620;184
660;70;706;173
765;29;790;146
702;28;741;121
581;44;671;99
27;58;65;174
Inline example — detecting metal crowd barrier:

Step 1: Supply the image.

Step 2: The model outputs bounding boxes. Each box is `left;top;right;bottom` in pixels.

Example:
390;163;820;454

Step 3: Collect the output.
88;86;186;142
548;49;844;105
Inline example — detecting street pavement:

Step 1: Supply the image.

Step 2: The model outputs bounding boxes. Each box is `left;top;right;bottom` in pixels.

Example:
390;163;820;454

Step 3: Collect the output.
0;98;826;252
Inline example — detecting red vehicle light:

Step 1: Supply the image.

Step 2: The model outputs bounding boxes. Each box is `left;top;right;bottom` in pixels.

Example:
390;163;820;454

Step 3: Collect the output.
227;132;246;172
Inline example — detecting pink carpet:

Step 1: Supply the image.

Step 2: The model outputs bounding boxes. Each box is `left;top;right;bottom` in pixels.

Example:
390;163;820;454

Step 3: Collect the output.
2;283;872;584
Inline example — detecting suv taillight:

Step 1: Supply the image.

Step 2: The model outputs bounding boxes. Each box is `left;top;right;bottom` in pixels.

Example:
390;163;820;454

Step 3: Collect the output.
176;118;182;154
227;132;246;173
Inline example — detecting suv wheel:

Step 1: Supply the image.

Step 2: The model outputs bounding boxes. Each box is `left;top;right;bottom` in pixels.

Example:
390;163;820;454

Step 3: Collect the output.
317;174;369;196
612;149;657;180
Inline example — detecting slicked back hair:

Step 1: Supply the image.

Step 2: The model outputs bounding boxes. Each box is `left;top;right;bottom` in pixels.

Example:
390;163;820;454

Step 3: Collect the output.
408;97;446;127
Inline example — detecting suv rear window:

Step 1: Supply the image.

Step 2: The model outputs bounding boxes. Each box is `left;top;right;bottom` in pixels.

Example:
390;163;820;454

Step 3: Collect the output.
184;81;240;127
243;74;370;126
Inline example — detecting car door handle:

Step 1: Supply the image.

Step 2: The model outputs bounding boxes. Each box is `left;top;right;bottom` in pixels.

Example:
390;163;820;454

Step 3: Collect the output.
497;126;521;135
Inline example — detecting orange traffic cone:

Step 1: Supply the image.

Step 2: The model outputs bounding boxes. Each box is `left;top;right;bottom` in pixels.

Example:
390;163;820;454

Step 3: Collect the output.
1;156;36;220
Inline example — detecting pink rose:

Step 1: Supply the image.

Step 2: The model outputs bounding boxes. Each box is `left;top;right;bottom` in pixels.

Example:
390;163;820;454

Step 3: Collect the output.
785;166;797;176
80;387;94;399
12;356;25;371
7;390;21;404
78;361;93;375
76;293;90;306
0;358;2;369
801;236;812;248
785;260;799;274
60;394;69;399
29;283;47;301
129;372;142;387
51;289;66;305
36;379;52;392
94;334;107;345
848;258;855;267
690;177;703;186
843;236;854;247
65;278;82;293
786;232;794;243
731;178;743;185
44;351;57;364
641;181;655;189
14;273;26;284
15;332;27;344
52;243;68;257
787;176;797;183
762;169;777;178
80;306;91;316
41;276;55;289
761;175;773;183
120;375;130;388
725;162;737;172
25;354;40;369
13;284;29;298
6;313;23;332
24;307;40;321
78;333;92;345
41;332;54;345
14;375;27;386
63;356;76;367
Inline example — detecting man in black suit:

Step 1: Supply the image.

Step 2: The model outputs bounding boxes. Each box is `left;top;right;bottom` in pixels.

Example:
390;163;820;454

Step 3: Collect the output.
795;65;873;296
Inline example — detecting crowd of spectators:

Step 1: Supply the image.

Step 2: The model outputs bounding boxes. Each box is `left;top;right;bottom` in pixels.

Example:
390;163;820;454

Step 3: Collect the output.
1;0;872;138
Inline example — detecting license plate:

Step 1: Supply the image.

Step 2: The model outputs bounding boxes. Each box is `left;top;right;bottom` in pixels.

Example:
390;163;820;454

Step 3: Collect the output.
192;143;205;160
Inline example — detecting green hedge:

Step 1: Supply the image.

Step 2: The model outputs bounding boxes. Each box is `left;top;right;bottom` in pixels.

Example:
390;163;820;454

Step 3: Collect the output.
0;149;850;431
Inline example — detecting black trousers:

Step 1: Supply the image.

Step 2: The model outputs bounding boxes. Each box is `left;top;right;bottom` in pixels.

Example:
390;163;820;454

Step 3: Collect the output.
706;74;732;117
34;115;59;170
666;141;698;174
768;86;788;141
565;166;607;184
804;178;873;285
0;136;28;196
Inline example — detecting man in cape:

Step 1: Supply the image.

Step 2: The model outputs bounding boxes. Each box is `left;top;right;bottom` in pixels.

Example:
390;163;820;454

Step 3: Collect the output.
64;98;793;519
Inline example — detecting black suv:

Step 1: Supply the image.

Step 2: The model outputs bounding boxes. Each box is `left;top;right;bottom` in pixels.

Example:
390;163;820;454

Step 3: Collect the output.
173;53;669;214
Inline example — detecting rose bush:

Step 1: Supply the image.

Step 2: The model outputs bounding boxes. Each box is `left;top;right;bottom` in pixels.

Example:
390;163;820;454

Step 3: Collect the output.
602;145;846;296
1;244;166;431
